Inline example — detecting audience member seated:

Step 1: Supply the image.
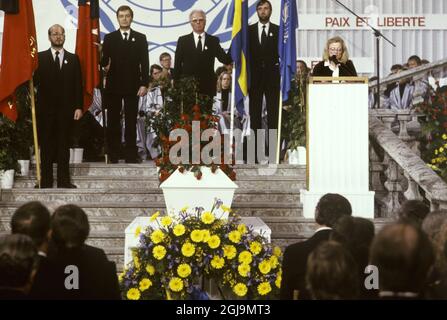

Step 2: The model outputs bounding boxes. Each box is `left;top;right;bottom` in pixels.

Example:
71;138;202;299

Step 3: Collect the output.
280;193;352;300
422;210;447;299
370;222;434;299
10;201;56;299
407;55;430;102
397;200;430;227
306;241;360;300
49;204;121;300
0;234;38;299
388;65;415;110
331;216;376;299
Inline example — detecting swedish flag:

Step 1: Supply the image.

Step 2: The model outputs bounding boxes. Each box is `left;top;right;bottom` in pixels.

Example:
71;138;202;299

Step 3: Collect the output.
230;0;250;115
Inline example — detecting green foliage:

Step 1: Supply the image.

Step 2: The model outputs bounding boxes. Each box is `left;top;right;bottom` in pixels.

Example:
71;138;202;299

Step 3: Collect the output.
0;116;19;171
282;78;306;151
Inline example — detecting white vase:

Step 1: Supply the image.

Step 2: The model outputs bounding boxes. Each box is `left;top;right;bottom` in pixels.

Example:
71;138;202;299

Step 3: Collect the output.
1;169;15;189
287;146;306;165
73;148;84;163
159;167;238;218
18;160;30;176
69;148;74;164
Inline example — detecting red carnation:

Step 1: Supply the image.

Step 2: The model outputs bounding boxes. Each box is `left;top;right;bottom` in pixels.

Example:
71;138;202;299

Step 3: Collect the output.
192;104;201;112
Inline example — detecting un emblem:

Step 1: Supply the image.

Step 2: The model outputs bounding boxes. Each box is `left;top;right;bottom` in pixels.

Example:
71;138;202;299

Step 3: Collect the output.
59;0;254;56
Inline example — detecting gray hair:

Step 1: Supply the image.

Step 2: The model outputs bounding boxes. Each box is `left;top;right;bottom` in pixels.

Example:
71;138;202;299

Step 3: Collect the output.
189;9;206;21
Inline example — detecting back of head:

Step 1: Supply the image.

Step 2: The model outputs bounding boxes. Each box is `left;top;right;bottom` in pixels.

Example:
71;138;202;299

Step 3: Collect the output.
331;216;375;270
422;210;447;242
315;193;352;228
397;200;430;226
11;201;51;248
370;222;434;294
51;205;90;249
0;234;37;289
306;241;359;299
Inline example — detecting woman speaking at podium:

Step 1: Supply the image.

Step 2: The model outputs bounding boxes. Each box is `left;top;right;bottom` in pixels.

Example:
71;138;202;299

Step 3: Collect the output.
312;36;357;77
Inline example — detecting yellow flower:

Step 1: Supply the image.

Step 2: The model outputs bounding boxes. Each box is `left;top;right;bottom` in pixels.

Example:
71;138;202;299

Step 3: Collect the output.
118;271;125;282
237;224;248;234
139;278;152;291
150;211;160;222
211;256;225;269
150;230;165;244
190;229;204;242
177;263;192;278
221;205;232;212
233;283;248;297
181;206;189;212
269;255;279;269
223;245;237;260
259;260;272;274
173;224;186;236
127;288;140;300
440;147;445;153
161;216;173;227
145;264;155;276
238;251;253;264
169;277;184;292
443;133;447;140
134;226;142;238
238;263;251;277
201;211;215;224
435;150;439;155
228;230;242;243
208;235;221;249
432;159;437;164
275;274;282;288
257;282;272;295
273;246;282;257
181;243;196;257
201;230;211;242
152;245;167;260
249;241;262;255
133;254;140;270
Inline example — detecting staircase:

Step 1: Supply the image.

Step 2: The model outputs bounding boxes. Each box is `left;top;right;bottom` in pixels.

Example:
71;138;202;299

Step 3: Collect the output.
0;162;326;271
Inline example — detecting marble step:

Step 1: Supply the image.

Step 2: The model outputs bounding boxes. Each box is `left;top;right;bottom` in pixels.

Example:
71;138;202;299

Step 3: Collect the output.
28;163;306;178
13;175;306;190
0;188;302;204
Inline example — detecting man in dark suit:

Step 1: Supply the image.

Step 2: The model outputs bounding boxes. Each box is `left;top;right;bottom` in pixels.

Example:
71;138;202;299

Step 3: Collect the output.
248;0;280;162
101;5;149;163
34;24;83;189
174;9;231;97
280;193;352;300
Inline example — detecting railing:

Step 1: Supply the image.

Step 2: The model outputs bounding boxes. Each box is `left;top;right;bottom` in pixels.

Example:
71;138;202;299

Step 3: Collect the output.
369;109;447;217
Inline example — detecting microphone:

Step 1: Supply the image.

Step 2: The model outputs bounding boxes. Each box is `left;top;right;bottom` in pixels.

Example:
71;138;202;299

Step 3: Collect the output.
329;55;339;65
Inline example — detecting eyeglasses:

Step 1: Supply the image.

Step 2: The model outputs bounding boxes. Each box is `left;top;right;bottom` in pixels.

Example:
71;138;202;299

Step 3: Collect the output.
191;18;205;24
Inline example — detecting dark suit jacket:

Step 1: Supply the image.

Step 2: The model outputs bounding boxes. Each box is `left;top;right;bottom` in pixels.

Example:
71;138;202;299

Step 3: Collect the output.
280;229;332;300
174;32;231;97
101;29;150;95
48;244;121;300
248;22;280;90
312;60;358;77
34;49;83;117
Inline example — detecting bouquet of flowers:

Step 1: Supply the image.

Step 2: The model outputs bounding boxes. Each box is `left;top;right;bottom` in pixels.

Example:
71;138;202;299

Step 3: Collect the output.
120;200;282;300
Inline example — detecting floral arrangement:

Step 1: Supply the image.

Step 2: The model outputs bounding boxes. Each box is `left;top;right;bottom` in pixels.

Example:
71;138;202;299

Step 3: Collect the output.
120;201;282;300
148;77;236;183
417;86;447;180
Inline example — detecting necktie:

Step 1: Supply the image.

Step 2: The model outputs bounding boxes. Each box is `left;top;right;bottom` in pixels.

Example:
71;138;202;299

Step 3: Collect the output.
55;51;61;70
197;35;203;52
123;32;128;41
261;25;267;46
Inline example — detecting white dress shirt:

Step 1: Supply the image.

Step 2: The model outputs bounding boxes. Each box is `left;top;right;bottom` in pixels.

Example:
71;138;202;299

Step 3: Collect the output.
257;22;270;44
120;29;131;40
51;47;64;69
193;32;206;51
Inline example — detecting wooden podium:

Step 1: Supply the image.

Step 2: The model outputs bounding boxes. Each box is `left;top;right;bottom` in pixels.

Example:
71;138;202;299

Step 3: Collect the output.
300;77;375;218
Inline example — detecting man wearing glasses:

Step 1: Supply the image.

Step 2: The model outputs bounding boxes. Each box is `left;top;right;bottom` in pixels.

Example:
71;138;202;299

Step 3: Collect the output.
34;24;83;189
174;9;231;97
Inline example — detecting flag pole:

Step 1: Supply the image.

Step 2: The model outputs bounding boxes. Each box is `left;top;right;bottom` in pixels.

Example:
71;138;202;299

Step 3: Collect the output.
29;79;41;188
276;85;283;165
230;65;236;157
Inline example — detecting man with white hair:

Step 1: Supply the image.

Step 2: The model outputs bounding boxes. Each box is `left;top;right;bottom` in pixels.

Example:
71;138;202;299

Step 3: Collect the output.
174;9;232;97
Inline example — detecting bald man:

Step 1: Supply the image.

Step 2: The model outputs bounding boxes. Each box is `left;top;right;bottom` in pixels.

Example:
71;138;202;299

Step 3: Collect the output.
34;24;83;188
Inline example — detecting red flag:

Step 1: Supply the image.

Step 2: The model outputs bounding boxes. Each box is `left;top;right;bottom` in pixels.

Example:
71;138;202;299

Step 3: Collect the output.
76;0;100;112
0;0;38;122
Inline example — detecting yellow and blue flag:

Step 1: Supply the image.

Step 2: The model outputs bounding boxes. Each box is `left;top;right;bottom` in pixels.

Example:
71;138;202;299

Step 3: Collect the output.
230;0;250;115
279;0;299;102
